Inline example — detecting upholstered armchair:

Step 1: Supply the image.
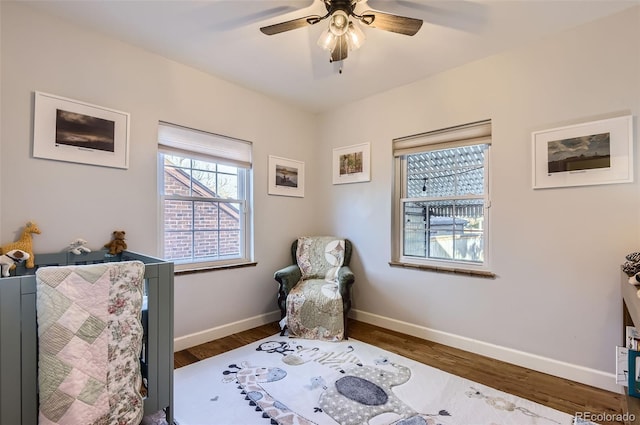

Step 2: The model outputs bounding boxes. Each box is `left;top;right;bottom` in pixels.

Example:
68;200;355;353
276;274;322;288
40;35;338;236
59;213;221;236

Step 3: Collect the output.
274;237;354;340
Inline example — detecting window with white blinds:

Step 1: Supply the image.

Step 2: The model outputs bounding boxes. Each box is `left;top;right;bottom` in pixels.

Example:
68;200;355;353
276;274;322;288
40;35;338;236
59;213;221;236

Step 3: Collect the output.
391;120;494;276
158;122;253;271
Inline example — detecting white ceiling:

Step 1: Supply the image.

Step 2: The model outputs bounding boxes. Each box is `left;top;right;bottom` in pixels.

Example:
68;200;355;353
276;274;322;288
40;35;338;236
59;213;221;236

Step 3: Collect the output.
22;0;639;113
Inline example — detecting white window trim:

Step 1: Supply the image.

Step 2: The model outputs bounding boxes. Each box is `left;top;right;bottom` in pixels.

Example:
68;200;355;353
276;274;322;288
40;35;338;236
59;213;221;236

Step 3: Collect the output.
157;123;254;271
391;120;493;277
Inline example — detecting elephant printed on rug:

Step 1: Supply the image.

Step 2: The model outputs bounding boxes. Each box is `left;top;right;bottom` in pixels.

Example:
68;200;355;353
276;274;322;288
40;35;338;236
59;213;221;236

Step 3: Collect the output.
316;358;450;425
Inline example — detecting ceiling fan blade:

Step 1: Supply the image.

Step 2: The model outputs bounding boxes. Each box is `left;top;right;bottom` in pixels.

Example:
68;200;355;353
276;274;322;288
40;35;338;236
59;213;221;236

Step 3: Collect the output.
330;35;348;62
368;0;487;33
361;10;423;36
260;15;323;35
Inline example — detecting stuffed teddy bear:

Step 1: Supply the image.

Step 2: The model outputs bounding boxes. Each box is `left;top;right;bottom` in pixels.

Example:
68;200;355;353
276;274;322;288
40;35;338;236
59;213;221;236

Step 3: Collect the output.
0;249;30;277
104;230;127;255
68;238;91;255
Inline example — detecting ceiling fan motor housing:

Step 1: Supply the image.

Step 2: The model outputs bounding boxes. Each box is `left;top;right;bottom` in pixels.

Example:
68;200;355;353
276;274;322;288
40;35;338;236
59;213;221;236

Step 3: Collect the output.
324;0;358;15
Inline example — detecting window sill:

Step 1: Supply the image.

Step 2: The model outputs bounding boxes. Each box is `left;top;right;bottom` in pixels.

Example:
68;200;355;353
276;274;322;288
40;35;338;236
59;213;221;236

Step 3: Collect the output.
388;260;496;279
174;261;257;275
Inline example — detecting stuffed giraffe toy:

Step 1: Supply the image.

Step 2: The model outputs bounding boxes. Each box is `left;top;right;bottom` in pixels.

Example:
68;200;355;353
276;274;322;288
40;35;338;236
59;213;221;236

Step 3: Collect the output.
0;221;41;269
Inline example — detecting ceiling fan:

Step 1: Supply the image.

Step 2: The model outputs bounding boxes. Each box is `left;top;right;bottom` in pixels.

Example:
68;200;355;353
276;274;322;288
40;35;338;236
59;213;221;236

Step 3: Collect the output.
260;0;423;65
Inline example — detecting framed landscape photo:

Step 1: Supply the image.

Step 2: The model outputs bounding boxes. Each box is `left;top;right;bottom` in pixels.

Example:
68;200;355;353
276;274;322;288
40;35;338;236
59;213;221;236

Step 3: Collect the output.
268;155;304;197
33;91;130;169
332;142;371;184
532;115;633;189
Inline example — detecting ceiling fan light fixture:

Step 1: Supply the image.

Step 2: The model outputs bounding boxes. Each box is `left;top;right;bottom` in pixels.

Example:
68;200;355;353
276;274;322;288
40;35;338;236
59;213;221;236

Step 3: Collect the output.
346;22;365;51
329;10;350;36
317;28;338;51
259;0;423;71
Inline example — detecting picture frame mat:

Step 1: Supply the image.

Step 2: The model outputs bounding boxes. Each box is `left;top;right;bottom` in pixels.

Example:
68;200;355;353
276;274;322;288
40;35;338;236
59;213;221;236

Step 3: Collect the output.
332;142;371;184
268;155;305;197
33;91;130;169
532;115;633;189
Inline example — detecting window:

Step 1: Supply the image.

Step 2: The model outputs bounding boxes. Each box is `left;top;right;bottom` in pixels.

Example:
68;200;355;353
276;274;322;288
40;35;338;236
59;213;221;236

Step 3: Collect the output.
391;120;492;276
158;122;253;271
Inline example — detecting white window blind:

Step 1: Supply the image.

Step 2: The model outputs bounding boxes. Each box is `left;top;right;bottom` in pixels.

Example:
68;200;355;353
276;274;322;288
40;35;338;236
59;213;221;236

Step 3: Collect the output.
158;121;252;168
393;120;492;156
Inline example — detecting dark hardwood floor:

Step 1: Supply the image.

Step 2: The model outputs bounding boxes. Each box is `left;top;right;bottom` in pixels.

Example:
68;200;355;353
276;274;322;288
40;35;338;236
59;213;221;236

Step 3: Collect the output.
174;320;634;425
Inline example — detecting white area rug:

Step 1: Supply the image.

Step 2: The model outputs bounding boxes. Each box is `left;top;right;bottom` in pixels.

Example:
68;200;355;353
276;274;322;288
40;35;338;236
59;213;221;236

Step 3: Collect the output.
174;334;581;425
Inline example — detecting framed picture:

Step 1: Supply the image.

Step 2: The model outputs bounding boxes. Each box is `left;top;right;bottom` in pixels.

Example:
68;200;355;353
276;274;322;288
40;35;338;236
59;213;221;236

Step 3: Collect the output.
33;91;130;169
268;155;304;197
532;115;633;189
332;142;371;184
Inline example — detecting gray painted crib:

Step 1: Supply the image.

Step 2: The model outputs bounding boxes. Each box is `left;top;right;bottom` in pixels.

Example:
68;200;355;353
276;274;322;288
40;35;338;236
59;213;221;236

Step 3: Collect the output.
0;250;174;425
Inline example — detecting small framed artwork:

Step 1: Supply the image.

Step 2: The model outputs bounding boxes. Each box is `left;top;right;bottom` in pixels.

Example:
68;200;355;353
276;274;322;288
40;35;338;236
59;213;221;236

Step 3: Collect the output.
532;115;633;189
33;91;130;169
332;142;371;184
268;155;305;197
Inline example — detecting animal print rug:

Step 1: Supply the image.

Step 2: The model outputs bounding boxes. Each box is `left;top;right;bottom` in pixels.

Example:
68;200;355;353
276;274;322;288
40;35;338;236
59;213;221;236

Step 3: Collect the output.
173;334;587;425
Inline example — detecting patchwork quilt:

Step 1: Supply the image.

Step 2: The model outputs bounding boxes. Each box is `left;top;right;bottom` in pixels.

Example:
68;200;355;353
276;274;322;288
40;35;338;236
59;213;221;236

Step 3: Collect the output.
36;260;145;425
288;237;345;341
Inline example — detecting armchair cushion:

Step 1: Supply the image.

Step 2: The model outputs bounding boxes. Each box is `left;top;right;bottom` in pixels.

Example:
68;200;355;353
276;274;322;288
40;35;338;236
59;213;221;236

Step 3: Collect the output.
296;237;345;281
287;278;344;341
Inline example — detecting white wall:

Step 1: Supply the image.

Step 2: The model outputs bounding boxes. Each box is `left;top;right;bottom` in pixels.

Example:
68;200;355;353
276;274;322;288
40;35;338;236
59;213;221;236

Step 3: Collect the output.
0;2;322;345
316;7;640;391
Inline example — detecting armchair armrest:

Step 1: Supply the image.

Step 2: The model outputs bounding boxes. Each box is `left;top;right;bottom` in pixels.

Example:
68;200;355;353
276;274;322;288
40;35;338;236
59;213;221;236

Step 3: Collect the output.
274;264;302;294
274;264;302;321
337;265;355;298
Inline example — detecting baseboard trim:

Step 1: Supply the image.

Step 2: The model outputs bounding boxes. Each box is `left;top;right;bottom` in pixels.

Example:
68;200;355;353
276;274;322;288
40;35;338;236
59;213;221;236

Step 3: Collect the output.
174;311;281;352
175;309;620;393
350;309;621;394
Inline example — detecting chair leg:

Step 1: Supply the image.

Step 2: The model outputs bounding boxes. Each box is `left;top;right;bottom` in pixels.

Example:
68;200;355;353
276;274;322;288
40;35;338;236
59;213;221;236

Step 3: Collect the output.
343;313;348;340
279;302;287;336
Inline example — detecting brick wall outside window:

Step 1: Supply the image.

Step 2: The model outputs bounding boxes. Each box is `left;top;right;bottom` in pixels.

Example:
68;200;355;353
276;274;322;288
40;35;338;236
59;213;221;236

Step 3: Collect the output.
163;167;241;261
